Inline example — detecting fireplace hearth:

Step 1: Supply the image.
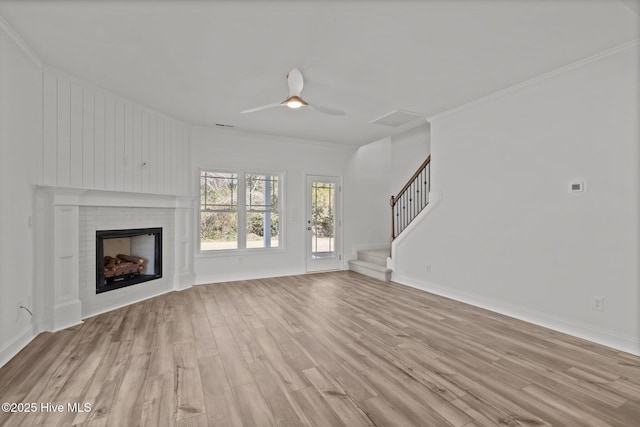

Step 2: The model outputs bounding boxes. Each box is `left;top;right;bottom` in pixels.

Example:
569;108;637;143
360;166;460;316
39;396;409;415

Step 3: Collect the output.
96;227;162;293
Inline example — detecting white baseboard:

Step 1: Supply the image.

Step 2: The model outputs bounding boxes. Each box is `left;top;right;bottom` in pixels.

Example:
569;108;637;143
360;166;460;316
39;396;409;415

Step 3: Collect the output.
393;274;640;356
195;268;303;285
175;272;195;290
0;325;36;368
53;299;83;332
82;288;176;320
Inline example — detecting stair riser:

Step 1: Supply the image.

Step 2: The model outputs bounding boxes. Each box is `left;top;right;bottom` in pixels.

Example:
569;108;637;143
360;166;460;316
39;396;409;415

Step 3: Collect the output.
358;252;388;266
349;263;391;281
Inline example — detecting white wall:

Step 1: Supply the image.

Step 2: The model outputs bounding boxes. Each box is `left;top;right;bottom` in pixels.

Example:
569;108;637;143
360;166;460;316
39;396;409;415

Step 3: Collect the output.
41;69;191;196
192;127;355;283
390;121;430;194
393;45;640;355
343;137;392;258
0;28;42;366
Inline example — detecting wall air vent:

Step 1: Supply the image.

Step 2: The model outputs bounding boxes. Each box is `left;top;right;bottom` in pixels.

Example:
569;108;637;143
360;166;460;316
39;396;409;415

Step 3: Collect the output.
369;109;425;127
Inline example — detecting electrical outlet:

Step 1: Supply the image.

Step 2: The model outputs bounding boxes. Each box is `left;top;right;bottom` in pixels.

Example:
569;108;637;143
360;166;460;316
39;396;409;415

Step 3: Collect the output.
592;296;604;312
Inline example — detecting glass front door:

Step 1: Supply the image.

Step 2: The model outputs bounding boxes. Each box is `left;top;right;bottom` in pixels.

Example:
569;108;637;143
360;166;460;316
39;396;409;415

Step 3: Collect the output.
306;175;341;272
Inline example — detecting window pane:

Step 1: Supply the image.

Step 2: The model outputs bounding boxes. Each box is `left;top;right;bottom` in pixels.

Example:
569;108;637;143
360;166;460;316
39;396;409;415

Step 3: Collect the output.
311;181;335;259
245;174;279;249
246;212;279;248
200;171;237;210
246;174;278;211
200;170;239;251
200;211;238;250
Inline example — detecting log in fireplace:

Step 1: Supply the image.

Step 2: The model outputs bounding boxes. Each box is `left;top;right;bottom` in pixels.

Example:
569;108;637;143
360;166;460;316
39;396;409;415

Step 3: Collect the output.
96;227;162;293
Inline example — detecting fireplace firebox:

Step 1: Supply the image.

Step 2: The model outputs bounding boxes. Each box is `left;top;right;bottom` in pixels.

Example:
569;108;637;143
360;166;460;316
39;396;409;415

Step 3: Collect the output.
96;227;162;293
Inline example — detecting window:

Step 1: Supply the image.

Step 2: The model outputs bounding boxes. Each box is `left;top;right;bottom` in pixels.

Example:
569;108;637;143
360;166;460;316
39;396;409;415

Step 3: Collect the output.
200;170;281;251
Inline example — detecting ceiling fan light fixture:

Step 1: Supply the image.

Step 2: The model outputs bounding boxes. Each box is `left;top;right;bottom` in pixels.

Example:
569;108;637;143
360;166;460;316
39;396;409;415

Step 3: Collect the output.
282;95;308;109
242;69;344;115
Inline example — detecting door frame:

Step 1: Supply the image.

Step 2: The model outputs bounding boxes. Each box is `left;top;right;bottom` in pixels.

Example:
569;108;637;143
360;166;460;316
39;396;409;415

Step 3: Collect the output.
305;175;343;273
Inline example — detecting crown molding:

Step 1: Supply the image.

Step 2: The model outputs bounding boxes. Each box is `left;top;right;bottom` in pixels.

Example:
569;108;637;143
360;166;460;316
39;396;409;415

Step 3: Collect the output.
0;14;43;68
428;39;640;122
619;0;640;16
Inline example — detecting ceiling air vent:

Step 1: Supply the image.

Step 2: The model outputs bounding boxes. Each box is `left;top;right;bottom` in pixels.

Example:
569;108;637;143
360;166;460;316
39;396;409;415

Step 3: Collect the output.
369;109;425;127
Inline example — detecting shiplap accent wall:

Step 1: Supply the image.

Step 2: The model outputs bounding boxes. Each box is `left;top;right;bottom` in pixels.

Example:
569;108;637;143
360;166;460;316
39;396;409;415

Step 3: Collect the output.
42;70;191;196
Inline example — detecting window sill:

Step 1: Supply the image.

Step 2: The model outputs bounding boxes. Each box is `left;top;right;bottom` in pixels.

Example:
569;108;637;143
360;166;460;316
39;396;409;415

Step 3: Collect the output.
195;247;286;258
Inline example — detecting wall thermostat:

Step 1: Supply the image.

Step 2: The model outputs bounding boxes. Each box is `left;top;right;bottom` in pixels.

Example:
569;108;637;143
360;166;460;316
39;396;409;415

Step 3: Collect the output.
570;182;585;193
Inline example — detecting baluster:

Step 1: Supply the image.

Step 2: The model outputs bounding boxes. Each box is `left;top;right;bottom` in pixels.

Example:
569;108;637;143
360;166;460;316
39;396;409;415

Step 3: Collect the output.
405;191;408;230
410;180;414;221
421;168;424;208
421;169;424;209
408;181;412;224
400;194;407;233
417;171;421;211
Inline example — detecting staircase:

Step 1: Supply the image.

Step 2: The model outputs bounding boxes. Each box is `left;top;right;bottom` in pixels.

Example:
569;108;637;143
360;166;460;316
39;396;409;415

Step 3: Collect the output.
348;154;431;282
348;249;392;281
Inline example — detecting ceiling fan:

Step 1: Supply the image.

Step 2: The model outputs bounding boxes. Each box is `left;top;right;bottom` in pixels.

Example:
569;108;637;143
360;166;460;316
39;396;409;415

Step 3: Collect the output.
241;68;346;116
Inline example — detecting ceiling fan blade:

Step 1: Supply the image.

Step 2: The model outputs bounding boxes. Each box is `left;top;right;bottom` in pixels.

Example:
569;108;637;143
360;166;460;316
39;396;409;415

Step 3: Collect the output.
240;102;282;114
287;68;304;96
309;103;346;116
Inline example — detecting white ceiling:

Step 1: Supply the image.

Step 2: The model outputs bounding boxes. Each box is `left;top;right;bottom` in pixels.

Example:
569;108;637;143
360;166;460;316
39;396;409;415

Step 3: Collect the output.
0;0;638;146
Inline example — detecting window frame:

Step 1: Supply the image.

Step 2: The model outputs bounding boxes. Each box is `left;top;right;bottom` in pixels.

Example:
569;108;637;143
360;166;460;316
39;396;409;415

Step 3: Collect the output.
197;167;285;256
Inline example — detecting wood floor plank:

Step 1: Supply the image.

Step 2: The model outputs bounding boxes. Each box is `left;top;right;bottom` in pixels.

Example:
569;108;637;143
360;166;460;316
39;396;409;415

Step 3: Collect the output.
251;326;310;392
140;373;175;427
303;367;372;427
225;315;264;365
105;352;151;426
191;314;219;359
233;382;276;427
198;355;243;427
248;359;311;427
173;341;206;421
177;413;209;427
70;340;129;425
292;386;346;427
211;325;256;388
359;396;421;427
1;271;639;426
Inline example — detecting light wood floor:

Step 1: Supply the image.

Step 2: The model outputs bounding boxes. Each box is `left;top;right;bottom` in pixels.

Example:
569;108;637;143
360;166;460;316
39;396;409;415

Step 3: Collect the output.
1;271;639;426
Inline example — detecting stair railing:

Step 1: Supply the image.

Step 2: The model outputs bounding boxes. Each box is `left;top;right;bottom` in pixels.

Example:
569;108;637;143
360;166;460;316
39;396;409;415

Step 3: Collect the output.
390;155;431;240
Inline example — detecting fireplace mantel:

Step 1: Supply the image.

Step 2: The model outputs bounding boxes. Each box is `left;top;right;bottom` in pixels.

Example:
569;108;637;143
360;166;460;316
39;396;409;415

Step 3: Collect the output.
35;186;195;332
39;186;193;209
